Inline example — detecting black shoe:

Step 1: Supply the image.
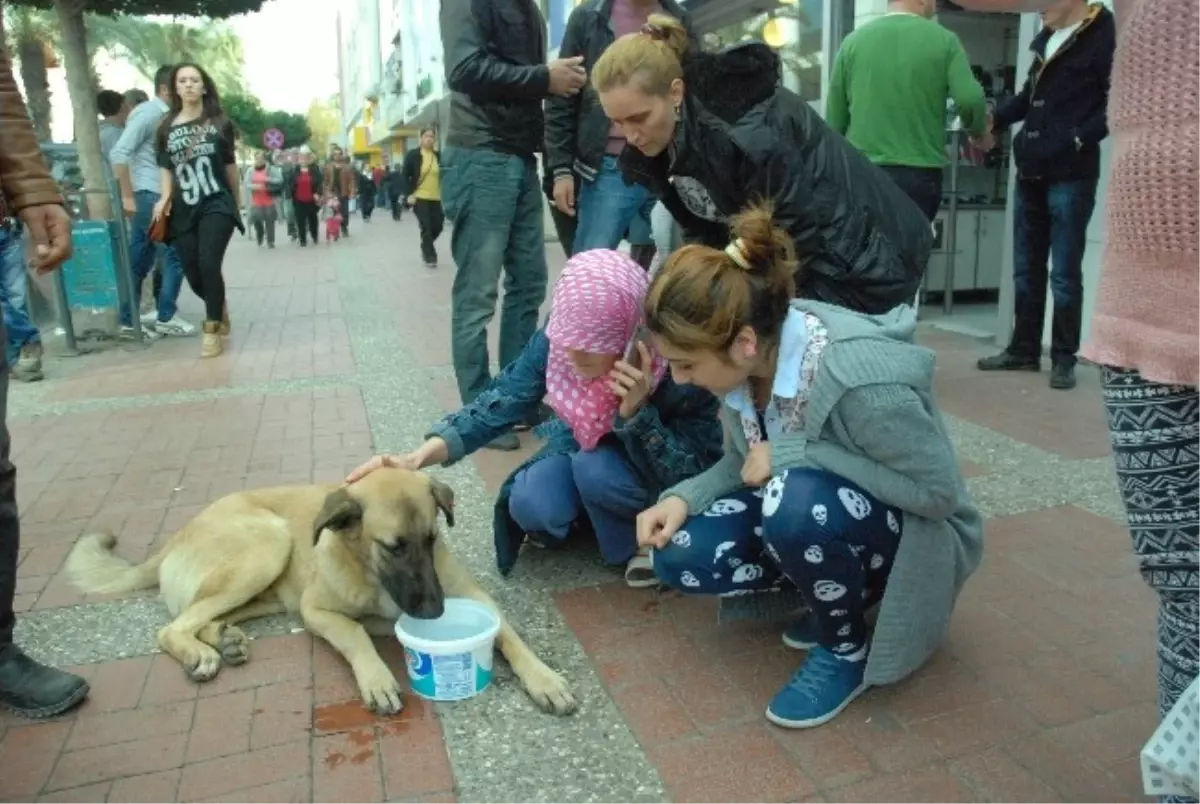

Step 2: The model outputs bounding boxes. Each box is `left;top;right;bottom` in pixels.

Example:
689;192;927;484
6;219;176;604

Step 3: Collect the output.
977;351;1040;372
1050;363;1077;390
0;643;89;719
484;433;521;451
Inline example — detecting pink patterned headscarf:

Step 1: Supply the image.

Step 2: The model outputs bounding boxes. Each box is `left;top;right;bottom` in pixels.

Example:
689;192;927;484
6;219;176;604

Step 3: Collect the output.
544;249;668;451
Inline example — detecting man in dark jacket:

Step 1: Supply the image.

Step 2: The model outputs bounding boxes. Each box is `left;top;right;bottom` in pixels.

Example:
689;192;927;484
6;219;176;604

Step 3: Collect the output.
439;0;589;450
545;0;692;258
0;30;90;719
976;0;1114;390
386;164;405;221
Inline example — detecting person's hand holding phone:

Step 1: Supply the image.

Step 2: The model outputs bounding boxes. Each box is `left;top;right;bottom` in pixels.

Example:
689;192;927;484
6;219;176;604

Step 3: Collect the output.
610;340;653;419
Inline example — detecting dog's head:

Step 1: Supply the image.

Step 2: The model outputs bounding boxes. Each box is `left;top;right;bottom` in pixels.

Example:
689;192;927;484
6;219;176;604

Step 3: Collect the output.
312;468;455;619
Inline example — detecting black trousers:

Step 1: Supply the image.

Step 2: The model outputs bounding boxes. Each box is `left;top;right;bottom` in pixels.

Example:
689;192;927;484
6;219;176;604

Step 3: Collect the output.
0;329;17;647
338;196;350;234
878;165;943;222
412;198;444;264
294;200;319;244
390;194;403;220
359;194;375;221
173;213;236;322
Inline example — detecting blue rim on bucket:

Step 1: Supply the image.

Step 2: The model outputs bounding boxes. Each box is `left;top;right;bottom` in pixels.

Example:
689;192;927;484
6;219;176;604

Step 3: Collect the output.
394;598;501;702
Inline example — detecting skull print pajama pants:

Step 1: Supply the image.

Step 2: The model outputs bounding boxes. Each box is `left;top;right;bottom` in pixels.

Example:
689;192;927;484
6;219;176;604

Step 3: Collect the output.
652;468;904;662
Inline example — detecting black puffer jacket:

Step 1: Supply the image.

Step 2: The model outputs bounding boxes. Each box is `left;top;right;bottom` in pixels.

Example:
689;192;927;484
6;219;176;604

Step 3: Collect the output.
440;0;549;157
544;0;693;182
618;43;932;315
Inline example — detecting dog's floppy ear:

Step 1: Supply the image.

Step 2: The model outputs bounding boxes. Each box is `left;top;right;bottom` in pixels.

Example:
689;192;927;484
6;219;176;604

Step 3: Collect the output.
313;487;364;544
429;477;455;527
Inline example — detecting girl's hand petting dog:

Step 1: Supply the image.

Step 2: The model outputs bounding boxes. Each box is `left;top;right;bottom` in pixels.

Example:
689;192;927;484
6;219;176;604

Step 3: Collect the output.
345;438;449;483
610;340;653;419
741;442;772;488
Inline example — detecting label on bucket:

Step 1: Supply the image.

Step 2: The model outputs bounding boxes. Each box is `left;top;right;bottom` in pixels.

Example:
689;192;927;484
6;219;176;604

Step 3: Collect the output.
405;647;480;701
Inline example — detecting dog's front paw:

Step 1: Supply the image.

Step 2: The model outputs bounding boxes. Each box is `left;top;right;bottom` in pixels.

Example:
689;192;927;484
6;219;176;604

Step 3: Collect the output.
520;662;577;716
356;665;405;715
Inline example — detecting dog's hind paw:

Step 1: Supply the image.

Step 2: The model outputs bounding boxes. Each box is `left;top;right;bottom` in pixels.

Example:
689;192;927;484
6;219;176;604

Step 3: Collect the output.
523;664;577;716
219;626;250;666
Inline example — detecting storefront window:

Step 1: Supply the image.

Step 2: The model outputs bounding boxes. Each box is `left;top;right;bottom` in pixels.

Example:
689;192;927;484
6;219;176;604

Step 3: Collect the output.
706;0;826;102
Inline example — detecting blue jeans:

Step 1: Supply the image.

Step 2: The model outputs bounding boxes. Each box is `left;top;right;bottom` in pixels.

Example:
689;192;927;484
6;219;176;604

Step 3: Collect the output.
119;190;185;326
1009;178;1098;367
507;445;651;565
653;469;904;661
573;156;655;253
441;146;548;404
0;229;38;365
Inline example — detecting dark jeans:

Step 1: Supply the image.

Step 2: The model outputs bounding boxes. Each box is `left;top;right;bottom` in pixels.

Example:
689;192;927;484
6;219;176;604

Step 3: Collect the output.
118;190;185;325
338;196;350;234
879;165;942;222
0;322;17;646
294;200;319;244
359;194;375;221
1009;178;1098;367
390;194;403;221
173;213;236;322
412;199;444;264
441;145;548;404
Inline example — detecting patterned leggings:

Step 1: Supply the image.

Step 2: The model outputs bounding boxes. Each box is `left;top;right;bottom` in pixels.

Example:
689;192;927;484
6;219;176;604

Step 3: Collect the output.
652;468;904;661
1102;368;1199;767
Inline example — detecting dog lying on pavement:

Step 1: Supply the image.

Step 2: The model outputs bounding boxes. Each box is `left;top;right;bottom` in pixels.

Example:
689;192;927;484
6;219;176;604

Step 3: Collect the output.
65;468;577;716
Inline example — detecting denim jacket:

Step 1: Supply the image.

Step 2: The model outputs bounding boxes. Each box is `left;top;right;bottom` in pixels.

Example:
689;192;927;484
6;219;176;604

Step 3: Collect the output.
428;329;723;574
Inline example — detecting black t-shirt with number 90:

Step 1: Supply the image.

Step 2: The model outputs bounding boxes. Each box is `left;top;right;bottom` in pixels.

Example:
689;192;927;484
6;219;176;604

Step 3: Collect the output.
157;117;240;236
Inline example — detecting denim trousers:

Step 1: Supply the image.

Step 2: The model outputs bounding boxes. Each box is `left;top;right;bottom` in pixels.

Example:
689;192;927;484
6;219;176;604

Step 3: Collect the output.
441;145;548;404
652;469;904;662
0;229;39;365
118;189;184;325
573;155;655;254
508;445;651;565
1008;178;1098;367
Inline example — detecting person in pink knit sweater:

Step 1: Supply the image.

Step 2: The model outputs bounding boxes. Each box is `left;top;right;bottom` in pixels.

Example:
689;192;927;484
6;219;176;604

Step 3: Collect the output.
959;0;1198;800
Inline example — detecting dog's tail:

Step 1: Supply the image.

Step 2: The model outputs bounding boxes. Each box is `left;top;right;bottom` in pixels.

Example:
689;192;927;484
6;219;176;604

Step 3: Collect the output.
65;532;165;596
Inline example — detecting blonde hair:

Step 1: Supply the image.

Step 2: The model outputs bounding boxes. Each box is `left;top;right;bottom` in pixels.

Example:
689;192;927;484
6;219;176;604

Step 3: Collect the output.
644;204;798;353
592;12;690;96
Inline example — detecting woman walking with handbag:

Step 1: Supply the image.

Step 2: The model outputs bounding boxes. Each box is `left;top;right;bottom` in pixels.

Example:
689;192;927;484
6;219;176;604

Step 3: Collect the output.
402;128;444;268
150;62;244;359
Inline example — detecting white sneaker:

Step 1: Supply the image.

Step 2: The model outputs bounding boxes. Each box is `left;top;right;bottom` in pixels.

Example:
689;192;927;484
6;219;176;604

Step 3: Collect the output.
139;311;157;327
119;325;161;341
155;316;197;336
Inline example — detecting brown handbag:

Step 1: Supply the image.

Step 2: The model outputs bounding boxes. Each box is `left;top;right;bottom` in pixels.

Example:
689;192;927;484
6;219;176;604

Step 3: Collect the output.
148;197;172;243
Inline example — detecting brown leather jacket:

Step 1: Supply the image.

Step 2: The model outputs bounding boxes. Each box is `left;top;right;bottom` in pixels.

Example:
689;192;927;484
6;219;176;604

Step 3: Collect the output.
321;160;356;197
0;20;63;220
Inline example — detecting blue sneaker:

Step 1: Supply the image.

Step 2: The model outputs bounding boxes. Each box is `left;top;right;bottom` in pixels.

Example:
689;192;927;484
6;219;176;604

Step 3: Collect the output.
781;610;819;650
766;646;868;729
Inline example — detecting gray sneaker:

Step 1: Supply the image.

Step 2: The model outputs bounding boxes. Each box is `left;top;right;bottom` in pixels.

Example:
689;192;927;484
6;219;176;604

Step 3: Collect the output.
12;344;43;382
119;325;161;342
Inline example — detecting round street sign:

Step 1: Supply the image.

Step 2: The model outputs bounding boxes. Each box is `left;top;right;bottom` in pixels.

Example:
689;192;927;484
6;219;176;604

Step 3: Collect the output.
263;128;285;149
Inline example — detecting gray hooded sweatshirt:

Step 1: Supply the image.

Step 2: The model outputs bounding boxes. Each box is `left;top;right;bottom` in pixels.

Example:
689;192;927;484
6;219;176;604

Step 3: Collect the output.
664;299;984;687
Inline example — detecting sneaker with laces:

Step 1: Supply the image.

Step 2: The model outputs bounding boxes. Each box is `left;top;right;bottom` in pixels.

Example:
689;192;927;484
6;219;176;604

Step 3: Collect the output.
119;324;161;341
766;646;868;729
781;610;819;650
155;316;197;336
139;311;158;327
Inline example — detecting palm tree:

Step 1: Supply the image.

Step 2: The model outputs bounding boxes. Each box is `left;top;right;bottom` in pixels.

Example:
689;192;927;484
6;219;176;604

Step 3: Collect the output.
93;15;246;97
3;7;57;141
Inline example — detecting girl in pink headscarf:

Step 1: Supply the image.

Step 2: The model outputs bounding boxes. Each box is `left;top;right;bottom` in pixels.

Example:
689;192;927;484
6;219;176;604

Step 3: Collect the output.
348;249;723;585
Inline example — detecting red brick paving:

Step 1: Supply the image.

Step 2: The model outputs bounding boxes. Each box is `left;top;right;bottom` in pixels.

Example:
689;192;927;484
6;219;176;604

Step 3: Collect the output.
0;635;457;803
555;503;1155;803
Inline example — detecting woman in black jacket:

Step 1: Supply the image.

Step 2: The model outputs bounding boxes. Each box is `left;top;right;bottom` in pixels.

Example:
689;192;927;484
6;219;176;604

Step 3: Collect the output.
592;15;932;314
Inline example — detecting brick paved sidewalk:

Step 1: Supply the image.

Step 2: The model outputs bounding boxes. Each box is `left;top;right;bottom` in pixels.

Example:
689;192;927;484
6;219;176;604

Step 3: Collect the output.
0;216;1157;802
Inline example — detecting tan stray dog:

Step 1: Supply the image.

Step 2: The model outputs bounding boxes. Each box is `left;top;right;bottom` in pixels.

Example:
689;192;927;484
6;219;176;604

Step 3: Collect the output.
65;468;576;716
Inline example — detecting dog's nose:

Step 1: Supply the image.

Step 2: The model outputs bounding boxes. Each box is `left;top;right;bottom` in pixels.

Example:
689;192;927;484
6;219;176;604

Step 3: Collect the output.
410;597;444;620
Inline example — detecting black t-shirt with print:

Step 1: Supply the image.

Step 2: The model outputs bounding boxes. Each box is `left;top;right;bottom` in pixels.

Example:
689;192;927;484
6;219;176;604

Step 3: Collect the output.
156;117;239;236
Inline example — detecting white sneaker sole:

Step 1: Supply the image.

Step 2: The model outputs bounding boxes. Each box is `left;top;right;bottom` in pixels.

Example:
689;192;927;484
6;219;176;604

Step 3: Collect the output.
765;681;868;729
781;632;819;651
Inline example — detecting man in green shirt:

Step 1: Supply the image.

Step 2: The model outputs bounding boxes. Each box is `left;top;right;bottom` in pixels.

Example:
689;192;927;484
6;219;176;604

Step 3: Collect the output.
827;0;989;221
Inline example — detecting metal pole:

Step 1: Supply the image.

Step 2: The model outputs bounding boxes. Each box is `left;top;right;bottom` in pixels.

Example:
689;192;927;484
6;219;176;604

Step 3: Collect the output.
942;127;962;314
51;268;78;354
107;178;144;342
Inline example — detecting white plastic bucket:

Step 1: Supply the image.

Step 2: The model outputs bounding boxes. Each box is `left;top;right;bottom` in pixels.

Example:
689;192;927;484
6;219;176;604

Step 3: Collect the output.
394;598;501;702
